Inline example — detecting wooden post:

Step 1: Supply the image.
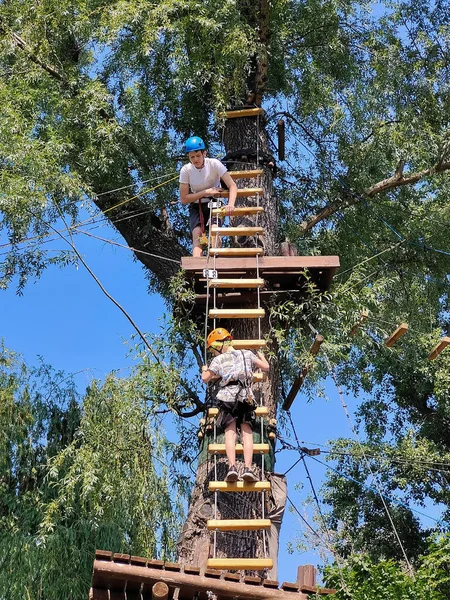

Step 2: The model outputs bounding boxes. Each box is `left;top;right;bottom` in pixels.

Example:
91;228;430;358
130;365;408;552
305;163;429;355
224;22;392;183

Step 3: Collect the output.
350;310;369;336
152;581;169;600
385;323;408;347
428;336;450;360
277;119;285;161
283;335;324;410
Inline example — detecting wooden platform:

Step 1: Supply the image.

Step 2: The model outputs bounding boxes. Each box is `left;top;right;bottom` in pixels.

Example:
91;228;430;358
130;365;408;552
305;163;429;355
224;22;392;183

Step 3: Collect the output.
91;550;336;599
181;256;339;311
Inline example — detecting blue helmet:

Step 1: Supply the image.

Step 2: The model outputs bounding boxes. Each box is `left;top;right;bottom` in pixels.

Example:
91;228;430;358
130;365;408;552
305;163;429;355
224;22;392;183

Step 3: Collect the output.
185;136;205;153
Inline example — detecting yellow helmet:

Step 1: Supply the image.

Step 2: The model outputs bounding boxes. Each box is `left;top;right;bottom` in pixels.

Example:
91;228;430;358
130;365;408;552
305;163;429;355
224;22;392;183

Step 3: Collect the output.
207;328;232;348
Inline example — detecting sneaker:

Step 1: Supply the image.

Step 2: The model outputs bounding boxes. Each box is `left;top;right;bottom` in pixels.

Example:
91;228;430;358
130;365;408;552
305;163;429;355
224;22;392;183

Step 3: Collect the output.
225;465;238;483
242;468;258;483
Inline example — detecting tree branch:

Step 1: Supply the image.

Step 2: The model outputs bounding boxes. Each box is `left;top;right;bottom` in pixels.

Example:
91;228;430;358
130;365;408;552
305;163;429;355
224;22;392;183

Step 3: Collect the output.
300;160;450;233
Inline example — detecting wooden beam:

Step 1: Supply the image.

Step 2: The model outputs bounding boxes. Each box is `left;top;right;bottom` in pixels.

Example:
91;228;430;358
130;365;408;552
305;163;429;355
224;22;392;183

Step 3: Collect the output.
209;308;265;319
212;206;264;217
218;188;263;198
208;406;268;417
152;582;169;600
207;519;271;531
211;226;264;237
228;169;264;179
385;323;408;347
428;336;450;360
93;559;311;600
222;108;265;119
207;558;273;570
283;335;324;411
231;339;267;350
350;310;369;336
209;278;264;288
182;255;341;272
210;247;264;257
277;119;285;161
208;443;270;454
208;481;271;492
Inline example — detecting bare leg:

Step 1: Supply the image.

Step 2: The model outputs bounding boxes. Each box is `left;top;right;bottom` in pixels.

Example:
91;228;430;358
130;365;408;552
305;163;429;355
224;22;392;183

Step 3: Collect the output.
224;420;237;466
192;226;203;257
241;422;254;468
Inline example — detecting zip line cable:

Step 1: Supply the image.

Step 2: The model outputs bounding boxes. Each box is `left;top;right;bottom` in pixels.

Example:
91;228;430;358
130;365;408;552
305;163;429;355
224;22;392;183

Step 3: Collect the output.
320;348;414;573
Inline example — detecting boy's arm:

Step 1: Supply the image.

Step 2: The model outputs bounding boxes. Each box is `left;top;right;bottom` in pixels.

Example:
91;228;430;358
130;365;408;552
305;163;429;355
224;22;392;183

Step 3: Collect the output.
201;365;220;383
220;172;237;216
253;351;269;372
179;183;221;205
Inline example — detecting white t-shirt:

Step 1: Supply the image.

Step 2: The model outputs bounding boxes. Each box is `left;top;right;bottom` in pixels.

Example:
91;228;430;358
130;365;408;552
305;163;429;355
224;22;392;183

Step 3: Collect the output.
179;158;227;203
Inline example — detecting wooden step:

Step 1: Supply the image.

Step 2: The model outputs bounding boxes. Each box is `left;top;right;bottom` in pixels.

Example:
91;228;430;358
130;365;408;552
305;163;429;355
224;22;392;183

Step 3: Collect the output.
253;372;266;383
232;339;267;350
208;443;270;455
222;108;265;119
228;170;264;179
212;206;264;217
211;226;264;237
210;278;264;289
207;558;273;570
218;188;263;198
209;481;271;492
208;406;268;417
210;247;264;257
207;519;271;531
209;308;265;319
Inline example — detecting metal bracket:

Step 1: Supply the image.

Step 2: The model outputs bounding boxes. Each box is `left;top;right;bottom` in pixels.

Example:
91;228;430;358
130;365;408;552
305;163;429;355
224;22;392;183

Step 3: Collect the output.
203;268;218;279
208;199;224;209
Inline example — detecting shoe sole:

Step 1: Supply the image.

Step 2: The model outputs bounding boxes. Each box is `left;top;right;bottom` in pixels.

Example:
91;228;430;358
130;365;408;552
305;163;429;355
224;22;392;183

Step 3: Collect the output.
242;474;258;483
225;473;239;483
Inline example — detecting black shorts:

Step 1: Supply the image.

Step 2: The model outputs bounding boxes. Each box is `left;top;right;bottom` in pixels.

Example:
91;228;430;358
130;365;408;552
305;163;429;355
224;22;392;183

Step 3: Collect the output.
189;201;223;232
217;401;256;431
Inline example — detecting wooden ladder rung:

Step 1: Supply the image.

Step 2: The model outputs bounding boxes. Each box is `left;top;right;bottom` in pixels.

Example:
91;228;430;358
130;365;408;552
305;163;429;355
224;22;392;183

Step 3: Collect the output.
207;558;273;570
208;481;271;492
209;308;265;319
210;278;264;288
228;169;264;179
232;339;267;349
208;443;270;455
212;206;264;217
208;406;268;417
218;188;263;198
253;372;266;383
207;519;271;531
211;226;264;237
222;108;265;119
210;247;264;257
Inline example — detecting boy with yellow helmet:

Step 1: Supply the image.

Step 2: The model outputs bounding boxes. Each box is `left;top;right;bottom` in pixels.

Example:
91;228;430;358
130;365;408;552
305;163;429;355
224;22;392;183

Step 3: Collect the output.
201;328;269;482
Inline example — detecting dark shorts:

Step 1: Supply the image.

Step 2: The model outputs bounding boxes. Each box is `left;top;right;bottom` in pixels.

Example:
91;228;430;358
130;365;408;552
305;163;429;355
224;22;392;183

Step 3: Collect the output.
189;201;222;232
217;401;256;431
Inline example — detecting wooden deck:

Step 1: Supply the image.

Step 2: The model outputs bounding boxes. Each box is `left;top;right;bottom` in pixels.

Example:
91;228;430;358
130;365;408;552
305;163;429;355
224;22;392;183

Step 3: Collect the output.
181;256;339;310
90;550;336;600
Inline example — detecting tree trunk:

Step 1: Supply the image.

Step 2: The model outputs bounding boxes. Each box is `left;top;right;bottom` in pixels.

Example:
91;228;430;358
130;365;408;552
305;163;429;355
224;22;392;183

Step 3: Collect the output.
177;115;285;576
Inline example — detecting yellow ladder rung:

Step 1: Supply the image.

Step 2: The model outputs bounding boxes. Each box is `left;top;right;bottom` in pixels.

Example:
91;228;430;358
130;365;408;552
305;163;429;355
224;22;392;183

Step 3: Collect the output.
208;406;268;417
207;519;271;531
222;108;265;119
218;188;263;198
228;169;264;179
208;443;270;454
208;481;271;492
209;308;265;319
211;226;264;237
207;558;273;570
210;278;264;288
253;372;266;383
210;247;264;257
212;206;264;217
232;339;267;350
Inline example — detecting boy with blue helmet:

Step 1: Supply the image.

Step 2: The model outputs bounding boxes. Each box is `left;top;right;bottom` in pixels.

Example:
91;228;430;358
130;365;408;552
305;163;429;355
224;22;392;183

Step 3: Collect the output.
179;136;237;256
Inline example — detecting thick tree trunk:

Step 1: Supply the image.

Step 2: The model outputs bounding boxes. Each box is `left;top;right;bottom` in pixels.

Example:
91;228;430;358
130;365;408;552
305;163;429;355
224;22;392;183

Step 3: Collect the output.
178;116;285;576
